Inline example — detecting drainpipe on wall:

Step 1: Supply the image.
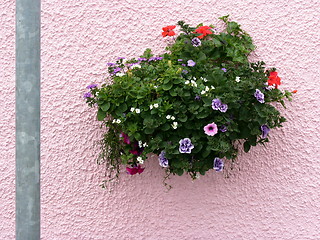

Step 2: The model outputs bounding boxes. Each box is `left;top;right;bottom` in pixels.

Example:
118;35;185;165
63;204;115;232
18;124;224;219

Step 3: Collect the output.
16;0;41;239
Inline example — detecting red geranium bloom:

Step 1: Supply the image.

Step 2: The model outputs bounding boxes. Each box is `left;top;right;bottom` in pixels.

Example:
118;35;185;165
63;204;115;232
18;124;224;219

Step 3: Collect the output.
194;26;212;39
267;71;281;89
162;25;176;37
126;165;145;175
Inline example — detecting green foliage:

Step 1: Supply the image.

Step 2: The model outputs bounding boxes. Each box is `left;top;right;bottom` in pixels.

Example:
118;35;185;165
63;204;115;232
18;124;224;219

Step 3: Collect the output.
84;16;293;181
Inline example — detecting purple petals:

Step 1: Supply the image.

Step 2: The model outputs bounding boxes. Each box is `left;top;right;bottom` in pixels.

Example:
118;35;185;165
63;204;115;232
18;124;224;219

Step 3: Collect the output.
179;138;194;153
191;37;201;47
83;92;92;98
221;68;227;72
187;60;196;67
254;89;265;103
107;62;115;66
204;122;218;136
213;157;224;172
212;98;228;112
159;151;169;167
86;84;98;89
260;124;270;138
219;104;228;113
219;125;228;132
113;67;122;74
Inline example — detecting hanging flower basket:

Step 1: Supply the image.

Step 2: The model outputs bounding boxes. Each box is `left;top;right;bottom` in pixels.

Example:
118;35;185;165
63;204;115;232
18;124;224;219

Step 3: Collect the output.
84;16;295;183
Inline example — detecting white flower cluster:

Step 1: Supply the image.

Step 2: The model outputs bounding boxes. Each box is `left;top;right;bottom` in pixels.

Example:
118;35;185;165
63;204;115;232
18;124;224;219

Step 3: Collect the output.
149;103;159;110
137;156;144;164
130;107;141;113
166;115;176;120
112;119;121;124
185;79;198;87
201;85;215;95
115;72;125;77
171;121;178;129
235;76;241;82
138;141;148;148
131;64;141;69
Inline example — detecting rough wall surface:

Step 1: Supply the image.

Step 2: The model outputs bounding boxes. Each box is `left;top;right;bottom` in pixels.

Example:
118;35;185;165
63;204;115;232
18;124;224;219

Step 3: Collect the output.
1;0;320;239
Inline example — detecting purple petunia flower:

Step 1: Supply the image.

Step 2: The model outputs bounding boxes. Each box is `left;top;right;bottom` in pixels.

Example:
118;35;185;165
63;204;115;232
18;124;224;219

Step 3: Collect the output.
138;57;147;61
254;89;265;103
178;59;183;62
113;67;122;74
212;98;222;110
117;57;125;60
219;103;228;113
86;84;98;89
107;62;115;66
83;92;92;98
213;157;224;172
182;70;189;74
260;124;270;138
179;138;194;154
219;125;228;132
212;98;228;112
159;151;169;167
204;122;218;136
195;95;201;101
221;68;227;72
187;60;196;67
191;37;202;47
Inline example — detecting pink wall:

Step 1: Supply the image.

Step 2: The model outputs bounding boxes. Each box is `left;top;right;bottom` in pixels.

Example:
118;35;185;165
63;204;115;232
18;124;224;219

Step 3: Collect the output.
1;0;320;239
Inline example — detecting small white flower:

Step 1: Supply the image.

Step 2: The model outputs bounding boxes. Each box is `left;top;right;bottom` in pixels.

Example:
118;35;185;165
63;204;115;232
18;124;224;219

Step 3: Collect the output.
171;121;178;129
166;115;171;119
116;119;121;124
130;107;135;112
205;86;210;92
137;157;144;164
171;116;175;120
235;76;241;82
193;77;197;81
201;90;206;95
150;105;153;110
116;72;125;77
132;64;141;69
211;86;215;90
153;103;159;108
154;86;158;89
202;77;208;82
138;141;143;148
143;142;148;147
135;108;141;114
191;80;197;87
185;80;190;85
112;119;116;123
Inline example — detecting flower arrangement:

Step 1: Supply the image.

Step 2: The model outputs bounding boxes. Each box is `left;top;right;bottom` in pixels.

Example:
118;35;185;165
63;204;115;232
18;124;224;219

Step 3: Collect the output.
84;16;295;183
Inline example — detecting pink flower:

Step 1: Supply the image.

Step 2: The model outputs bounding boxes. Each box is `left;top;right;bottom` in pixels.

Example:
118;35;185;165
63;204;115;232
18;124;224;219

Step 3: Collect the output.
204;122;218;136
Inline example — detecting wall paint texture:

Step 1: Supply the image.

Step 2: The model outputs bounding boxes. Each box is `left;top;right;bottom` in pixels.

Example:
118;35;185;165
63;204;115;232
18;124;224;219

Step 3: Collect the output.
1;0;320;239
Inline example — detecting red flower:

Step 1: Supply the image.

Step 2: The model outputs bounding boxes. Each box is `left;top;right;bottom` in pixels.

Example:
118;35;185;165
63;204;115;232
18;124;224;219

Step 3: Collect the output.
126;165;145;175
194;26;212;39
292;90;298;93
162;25;176;37
267;71;281;89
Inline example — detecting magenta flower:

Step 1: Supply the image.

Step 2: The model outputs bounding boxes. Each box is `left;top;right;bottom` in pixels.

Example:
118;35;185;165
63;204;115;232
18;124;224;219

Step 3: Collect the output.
204;122;218;136
120;132;130;144
126;165;145;175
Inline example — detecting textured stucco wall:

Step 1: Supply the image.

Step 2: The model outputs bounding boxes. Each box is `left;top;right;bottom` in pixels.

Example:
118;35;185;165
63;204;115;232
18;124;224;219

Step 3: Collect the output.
1;0;320;239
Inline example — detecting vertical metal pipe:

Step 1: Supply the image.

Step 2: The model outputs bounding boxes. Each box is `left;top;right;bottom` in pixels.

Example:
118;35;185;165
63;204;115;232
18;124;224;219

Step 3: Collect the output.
16;0;41;239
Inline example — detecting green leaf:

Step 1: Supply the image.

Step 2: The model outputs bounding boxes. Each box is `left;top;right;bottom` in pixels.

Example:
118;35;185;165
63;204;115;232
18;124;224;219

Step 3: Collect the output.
162;82;173;91
97;108;106;121
101;102;110;112
244;141;251;153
